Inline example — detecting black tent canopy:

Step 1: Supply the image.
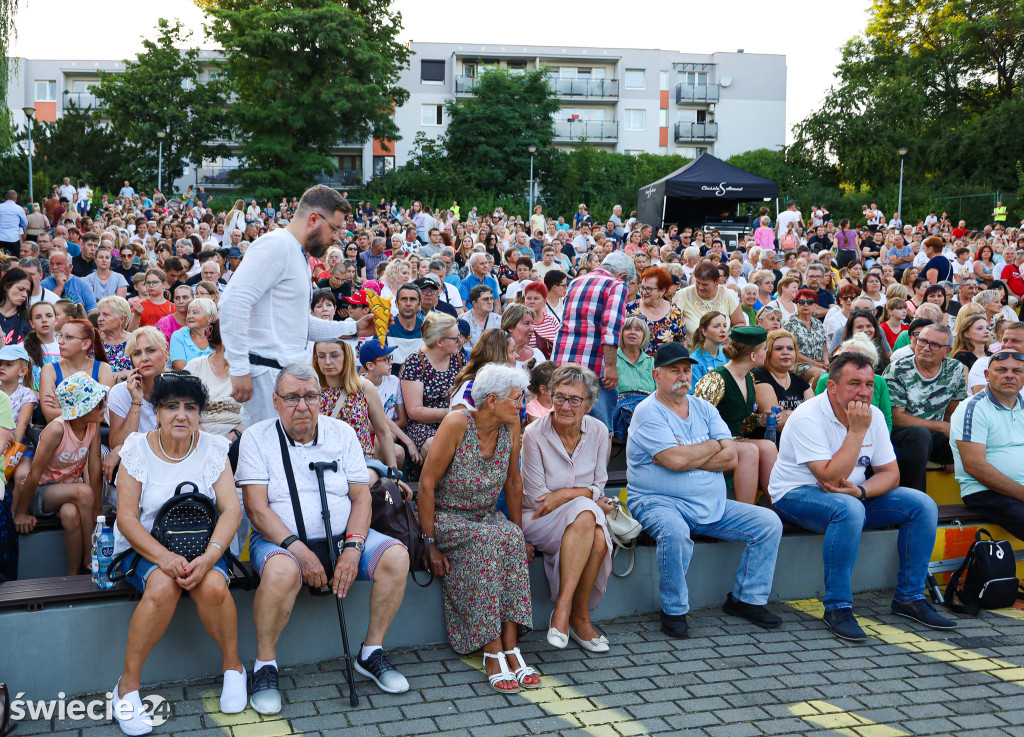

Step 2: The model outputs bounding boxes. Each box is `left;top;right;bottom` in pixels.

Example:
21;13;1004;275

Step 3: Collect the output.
636;154;779;231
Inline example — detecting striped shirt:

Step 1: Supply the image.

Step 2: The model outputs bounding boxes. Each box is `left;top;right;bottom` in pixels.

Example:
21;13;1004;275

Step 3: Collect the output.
551;268;627;375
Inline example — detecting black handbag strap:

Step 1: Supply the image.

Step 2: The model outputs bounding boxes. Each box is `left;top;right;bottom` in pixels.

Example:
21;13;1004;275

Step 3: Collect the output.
944;543;981;616
277;420;308;543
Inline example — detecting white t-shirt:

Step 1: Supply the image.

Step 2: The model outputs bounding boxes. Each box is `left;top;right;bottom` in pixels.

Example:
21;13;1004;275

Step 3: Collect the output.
28;288;59;307
776;210;802;238
768;391;896;502
373;374;404;421
235;417;369;540
58;184;77;201
968;356;990;394
77;186;92;204
106;382;157;434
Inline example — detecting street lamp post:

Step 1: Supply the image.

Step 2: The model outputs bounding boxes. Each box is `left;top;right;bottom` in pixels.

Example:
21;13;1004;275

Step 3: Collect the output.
22;107;35;203
157;130;167;192
897;146;908;227
527;144;537;214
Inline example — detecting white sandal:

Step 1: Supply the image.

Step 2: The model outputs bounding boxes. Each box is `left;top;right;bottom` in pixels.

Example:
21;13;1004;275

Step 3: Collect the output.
504;646;541;689
482;651;520;694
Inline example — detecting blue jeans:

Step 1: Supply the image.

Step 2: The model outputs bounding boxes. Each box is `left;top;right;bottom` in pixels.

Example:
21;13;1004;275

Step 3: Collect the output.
773;485;937;611
588;385;618;433
613;392;648;441
627;495;782;615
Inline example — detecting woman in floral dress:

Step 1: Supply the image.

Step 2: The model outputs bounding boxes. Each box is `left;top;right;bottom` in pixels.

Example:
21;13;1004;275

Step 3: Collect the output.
626;266;685;356
417;364;538;694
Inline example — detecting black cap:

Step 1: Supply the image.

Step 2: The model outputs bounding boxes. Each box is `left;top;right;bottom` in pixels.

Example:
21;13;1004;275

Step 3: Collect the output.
654;342;698;368
412;277;439;292
906;318;933;335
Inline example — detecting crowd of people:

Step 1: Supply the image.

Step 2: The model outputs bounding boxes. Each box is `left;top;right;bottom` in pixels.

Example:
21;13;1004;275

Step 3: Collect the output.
2;182;1024;732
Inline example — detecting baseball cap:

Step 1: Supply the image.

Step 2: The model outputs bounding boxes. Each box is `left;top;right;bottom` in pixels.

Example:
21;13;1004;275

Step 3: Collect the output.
413;276;439;292
344;291;370;307
654;343;697;368
457;318;472;336
359;341;397;366
227;246;242;258
0;344;29;363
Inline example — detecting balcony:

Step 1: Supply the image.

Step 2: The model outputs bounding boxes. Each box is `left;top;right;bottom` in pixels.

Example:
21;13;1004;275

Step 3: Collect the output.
62;91;103;110
553;119;618;142
675;83;720;104
454;76;478;94
315;169;362;187
548;78;619;99
674;121;718;142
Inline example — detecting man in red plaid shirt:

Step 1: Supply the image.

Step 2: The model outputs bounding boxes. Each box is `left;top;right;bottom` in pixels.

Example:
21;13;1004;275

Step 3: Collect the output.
551;250;635;431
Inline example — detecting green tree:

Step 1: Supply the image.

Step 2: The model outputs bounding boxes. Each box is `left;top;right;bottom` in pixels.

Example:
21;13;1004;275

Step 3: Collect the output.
442;69;560;194
792;0;1024;191
91;18;229;191
203;0;411;201
30;100;124;191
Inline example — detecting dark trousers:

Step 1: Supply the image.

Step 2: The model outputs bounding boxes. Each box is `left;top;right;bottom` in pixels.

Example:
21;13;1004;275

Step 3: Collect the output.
891;426;953;492
837;249;858;270
0;240;19;257
963;490;1024;541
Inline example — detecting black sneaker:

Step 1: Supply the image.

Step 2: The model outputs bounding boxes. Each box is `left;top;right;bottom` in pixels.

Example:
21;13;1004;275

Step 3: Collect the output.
823;607;867;642
722;593;782;629
354;647;409;694
660;611;689;638
248;664;281;715
891;598;957;630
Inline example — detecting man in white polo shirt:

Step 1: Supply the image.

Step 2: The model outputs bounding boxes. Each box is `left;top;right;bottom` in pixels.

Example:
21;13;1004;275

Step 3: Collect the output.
769;352;956;642
952;349;1024;537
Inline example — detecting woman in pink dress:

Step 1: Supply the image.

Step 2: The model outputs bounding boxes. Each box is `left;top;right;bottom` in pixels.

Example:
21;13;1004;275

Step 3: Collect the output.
521;363;614;654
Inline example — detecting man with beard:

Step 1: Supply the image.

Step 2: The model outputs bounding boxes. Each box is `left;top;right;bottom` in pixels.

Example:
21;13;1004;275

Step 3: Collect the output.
221;185;374;424
625;342;783;638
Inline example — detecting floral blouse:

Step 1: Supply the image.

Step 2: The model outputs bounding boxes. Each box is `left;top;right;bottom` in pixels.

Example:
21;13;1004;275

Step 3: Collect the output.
320;386;373;457
626;300;687;356
783;314;828;372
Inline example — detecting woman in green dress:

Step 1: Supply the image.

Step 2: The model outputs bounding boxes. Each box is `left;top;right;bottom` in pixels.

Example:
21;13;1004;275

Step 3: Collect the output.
693;326;778;505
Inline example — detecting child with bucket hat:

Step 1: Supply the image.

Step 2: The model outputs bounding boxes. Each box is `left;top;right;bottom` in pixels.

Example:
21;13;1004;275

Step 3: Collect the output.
12;372;109;574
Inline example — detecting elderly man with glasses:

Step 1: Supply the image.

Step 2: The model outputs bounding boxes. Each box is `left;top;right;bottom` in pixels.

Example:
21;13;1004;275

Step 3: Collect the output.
952;347;1024;538
238;363;411;714
40;250;97;312
882;323;967;492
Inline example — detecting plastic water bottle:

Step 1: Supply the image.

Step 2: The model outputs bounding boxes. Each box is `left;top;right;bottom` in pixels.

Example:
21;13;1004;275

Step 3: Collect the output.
91;516;115;589
90;516;104;585
764;407;782;445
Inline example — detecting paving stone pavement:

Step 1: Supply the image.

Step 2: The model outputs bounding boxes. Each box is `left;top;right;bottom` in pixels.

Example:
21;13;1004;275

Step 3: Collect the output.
17;591;1024;736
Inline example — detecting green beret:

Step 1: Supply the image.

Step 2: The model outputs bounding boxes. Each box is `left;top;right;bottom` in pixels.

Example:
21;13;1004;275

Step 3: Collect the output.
729;326;768;345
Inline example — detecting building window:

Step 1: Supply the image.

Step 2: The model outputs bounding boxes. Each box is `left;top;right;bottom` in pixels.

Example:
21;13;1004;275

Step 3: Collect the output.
463;63;476;78
420;60;445;84
340;155;362;171
624;109;645;131
34;80;56;101
659;71;669;90
677;71;709;86
508;61;527;75
421;104;443;126
659;109;669;127
624;69;645;89
373;156;395;175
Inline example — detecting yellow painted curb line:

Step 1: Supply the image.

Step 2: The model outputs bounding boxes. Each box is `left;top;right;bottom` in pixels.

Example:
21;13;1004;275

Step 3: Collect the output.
788;700;909;736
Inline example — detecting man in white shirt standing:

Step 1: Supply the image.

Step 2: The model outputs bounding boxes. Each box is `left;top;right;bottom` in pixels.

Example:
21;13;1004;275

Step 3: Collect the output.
220;185;373;425
57;177;77;202
775;201;803;241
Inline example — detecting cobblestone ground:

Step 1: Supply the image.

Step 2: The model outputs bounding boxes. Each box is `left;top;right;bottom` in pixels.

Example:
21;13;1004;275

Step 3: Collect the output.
17;591;1024;737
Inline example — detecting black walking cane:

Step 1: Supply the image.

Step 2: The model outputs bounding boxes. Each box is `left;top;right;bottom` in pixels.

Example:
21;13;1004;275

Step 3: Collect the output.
309;460;359;707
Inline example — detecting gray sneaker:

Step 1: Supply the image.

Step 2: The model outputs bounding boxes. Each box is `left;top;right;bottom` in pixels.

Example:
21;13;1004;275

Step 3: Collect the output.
354;648;409;694
248;664;281;715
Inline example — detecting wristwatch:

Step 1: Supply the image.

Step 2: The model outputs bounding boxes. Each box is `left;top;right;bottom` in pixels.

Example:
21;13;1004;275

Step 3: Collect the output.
421;534;435;547
343;539;365;552
857;485;867;501
280;535;300;550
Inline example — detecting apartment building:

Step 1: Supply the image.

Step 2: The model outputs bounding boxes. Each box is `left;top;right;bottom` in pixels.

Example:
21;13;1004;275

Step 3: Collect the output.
6;43;786;191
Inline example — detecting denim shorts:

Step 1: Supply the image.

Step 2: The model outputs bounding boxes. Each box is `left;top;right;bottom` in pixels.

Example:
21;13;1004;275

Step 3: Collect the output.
249;527;403;582
27;480;83;517
117;550;230;593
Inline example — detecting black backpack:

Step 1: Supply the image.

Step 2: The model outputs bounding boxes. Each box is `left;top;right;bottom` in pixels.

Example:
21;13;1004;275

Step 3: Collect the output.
110;481;251;588
944;529;1021;615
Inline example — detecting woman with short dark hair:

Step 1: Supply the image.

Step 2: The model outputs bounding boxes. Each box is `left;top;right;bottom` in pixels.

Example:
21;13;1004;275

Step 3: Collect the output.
111;371;244;734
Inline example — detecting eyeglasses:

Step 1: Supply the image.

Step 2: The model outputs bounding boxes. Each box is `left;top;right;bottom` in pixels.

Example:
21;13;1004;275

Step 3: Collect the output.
315;212;346;238
915;338;949;351
56;332;88;342
274;392;321;408
839;295;854;302
638;285;659;293
552;394;586;408
989;351;1024;362
796;300;817;306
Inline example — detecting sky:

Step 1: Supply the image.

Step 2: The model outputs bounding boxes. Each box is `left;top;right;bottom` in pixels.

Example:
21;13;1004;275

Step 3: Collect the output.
10;0;875;141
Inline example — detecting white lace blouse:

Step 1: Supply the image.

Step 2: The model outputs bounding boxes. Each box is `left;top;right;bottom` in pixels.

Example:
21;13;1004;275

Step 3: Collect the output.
113;431;231;556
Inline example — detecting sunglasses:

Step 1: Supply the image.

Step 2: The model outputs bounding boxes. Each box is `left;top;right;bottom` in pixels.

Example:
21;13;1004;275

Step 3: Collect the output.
989;351;1024;362
796;300;817;306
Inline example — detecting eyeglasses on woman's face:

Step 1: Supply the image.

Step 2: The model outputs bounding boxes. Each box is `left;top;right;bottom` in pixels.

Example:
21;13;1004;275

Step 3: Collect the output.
552;393;586;408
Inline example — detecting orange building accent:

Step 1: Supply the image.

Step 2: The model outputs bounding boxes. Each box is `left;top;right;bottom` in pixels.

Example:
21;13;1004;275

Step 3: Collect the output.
34;102;56;122
373;138;394;156
659;127;668;147
659;90;669;108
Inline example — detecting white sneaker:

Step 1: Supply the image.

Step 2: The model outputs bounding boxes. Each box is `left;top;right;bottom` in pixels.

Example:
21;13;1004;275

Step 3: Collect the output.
112;679;153;736
220;667;247;714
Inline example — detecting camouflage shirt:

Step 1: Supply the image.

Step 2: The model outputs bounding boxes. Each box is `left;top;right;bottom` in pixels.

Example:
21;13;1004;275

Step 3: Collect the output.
883;355;967;422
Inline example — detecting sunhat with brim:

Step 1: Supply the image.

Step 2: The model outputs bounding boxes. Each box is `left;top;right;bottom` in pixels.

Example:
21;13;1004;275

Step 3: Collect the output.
56;371;110;420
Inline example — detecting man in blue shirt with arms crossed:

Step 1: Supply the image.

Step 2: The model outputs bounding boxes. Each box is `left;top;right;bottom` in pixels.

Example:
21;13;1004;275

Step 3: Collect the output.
626;341;783;638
